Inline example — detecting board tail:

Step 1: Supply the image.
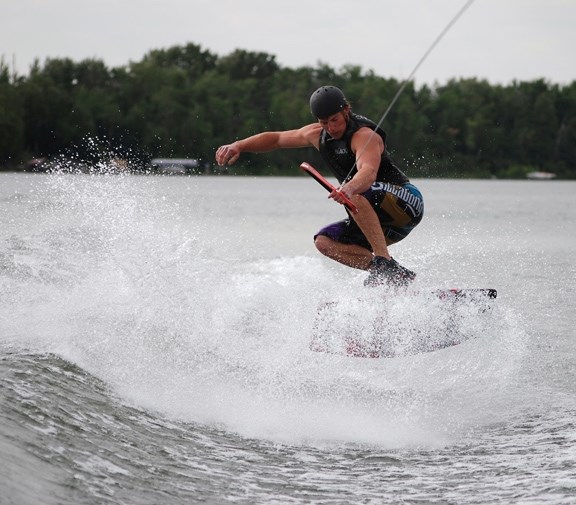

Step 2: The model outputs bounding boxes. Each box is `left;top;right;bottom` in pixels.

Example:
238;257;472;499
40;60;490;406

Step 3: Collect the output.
435;288;497;300
310;287;498;358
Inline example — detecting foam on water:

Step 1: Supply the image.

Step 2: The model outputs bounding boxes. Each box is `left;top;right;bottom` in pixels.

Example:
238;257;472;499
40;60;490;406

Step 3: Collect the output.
2;170;530;450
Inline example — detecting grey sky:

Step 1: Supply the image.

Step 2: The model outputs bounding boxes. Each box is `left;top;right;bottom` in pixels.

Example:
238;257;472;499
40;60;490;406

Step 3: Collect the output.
1;0;574;86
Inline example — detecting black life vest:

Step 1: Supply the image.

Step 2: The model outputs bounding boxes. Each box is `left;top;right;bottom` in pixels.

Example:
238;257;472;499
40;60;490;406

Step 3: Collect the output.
318;112;409;186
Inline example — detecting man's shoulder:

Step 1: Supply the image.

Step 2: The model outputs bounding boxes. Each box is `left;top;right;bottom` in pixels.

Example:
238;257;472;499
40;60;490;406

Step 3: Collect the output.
350;113;376;128
350;113;386;142
300;122;323;134
299;123;323;147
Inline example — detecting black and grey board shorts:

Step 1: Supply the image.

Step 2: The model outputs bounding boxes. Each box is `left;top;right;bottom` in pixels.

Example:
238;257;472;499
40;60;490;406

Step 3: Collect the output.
314;182;424;248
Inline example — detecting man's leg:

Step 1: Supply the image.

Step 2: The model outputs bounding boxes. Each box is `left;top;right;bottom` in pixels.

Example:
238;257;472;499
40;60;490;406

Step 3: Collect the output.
315;194;391;269
314;235;372;270
348;194;391;259
348;192;416;287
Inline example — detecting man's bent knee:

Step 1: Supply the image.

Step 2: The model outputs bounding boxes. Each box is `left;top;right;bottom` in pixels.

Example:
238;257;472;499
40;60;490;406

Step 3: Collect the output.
314;235;334;257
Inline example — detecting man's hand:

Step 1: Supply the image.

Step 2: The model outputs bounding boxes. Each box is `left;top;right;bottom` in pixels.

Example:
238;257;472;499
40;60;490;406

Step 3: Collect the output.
329;186;353;205
215;143;240;166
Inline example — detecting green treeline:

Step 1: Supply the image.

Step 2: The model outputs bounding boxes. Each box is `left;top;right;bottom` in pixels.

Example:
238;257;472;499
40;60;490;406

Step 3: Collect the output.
1;42;575;178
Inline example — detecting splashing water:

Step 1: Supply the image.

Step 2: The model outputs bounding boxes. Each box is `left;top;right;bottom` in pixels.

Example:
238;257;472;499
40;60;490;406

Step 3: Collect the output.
1;168;532;450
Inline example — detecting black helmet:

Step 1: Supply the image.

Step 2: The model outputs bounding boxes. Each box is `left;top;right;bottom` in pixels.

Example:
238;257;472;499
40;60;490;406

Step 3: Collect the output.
310;86;347;119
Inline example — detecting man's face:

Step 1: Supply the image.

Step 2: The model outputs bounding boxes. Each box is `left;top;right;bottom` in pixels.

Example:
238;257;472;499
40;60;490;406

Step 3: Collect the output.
318;109;348;139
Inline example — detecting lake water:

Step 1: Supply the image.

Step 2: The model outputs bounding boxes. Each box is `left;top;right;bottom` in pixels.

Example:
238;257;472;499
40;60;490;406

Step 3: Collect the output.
1;171;575;504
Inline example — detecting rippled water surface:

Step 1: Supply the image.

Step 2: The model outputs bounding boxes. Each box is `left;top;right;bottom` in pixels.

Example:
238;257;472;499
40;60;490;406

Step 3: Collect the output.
1;172;575;504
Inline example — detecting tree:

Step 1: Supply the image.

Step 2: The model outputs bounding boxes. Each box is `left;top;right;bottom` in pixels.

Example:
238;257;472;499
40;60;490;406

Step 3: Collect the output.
0;59;24;164
3;44;575;178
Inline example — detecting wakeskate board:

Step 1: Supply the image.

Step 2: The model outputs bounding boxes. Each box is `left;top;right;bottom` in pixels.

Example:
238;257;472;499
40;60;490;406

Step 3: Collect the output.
310;287;497;358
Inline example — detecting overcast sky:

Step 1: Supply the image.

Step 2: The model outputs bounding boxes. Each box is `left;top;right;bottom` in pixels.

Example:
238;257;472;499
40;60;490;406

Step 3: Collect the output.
1;0;574;87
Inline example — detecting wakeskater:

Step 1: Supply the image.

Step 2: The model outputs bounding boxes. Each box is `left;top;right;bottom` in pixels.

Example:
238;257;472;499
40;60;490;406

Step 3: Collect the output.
216;85;422;288
216;0;478;289
214;0;497;358
216;0;474;287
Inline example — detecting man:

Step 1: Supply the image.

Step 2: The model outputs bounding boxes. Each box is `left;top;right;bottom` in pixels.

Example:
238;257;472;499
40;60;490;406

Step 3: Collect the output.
215;85;424;287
